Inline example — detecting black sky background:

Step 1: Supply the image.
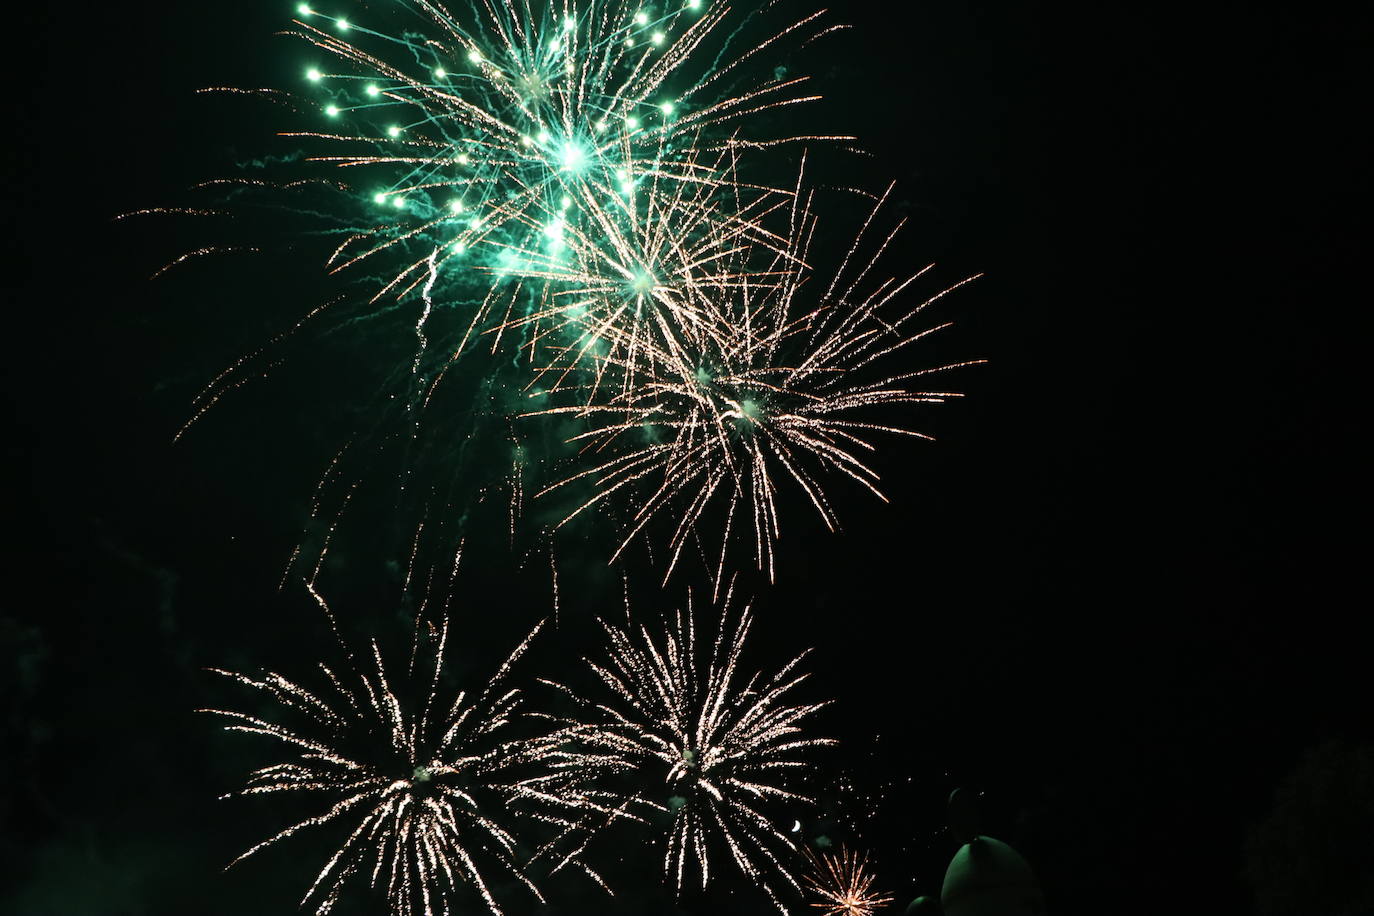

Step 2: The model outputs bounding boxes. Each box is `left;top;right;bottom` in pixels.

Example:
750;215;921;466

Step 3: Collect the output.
5;1;1371;914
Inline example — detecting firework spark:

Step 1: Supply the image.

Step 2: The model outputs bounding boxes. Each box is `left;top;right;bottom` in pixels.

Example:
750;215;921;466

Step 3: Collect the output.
804;846;894;916
545;592;834;911
203;590;594;915
531;165;984;584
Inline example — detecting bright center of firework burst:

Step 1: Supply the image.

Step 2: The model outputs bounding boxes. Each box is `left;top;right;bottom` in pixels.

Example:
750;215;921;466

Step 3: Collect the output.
629;270;654;296
544;217;566;248
559;142;587;171
516;71;550;103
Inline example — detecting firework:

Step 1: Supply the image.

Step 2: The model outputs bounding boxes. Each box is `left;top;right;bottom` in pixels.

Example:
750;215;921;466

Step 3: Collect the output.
500;144;797;405
143;0;856;581
531;166;984;584
804;846;894;916
277;0;845;306
203;590;595;915
544;592;834;911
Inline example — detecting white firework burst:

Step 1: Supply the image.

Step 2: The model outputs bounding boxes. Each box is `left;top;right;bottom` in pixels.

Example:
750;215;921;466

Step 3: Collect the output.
545;592;835;911
203;590;599;915
531;167;983;583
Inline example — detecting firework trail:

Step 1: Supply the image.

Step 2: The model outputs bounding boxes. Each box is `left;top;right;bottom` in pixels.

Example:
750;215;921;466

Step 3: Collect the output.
543;591;834;912
530;163;984;585
804;846;894;916
202;589;605;915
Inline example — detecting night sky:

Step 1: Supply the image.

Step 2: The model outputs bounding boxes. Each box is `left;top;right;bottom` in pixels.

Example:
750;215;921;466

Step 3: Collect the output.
5;2;1371;915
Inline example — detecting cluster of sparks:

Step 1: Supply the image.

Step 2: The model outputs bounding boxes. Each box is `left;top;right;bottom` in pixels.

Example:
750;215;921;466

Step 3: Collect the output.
281;0;843;302
203;591;586;915
157;0;975;582
543;594;835;911
804;846;894;916
211;589;835;914
528;166;982;585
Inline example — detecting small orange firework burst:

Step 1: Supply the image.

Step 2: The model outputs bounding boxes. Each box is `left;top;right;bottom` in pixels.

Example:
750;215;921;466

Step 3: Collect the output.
804;846;894;916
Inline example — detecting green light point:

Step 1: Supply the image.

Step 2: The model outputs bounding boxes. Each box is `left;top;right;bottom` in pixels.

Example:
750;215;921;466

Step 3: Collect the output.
659;101;674;116
563;16;576;30
560;195;573;210
392;197;406;209
457;152;470;165
373;192;387;204
634;11;649;25
434;66;446;79
335;18;350;31
651;31;665;46
366;84;380;96
560;143;586;171
468;48;482;64
325;104;340;117
297;4;313;16
387;125;402;137
306;68;322;82
687;0;702;9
